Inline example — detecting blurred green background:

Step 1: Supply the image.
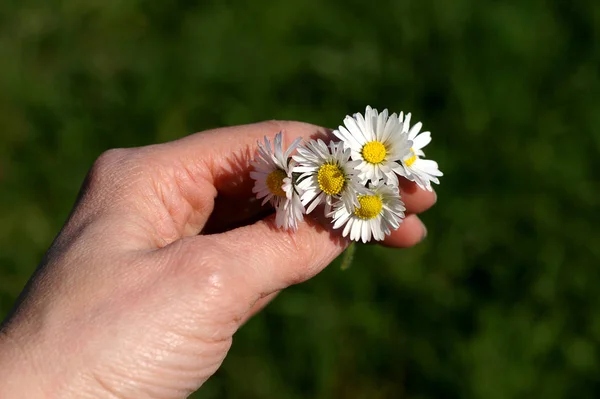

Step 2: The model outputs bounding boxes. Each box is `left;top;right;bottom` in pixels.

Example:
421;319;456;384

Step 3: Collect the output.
1;0;599;397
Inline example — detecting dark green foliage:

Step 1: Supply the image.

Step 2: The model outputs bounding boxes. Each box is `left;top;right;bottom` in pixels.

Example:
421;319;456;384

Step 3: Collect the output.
1;0;599;397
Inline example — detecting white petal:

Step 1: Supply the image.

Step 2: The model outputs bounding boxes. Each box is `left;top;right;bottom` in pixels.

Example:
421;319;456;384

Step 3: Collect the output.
249;171;267;180
416;159;443;176
382;171;399;186
351;220;361;241
333;210;351;229
412;132;431;150
361;221;371;243
375;111;386;141
307;192;325;213
335;127;363;151
354;112;372;141
381;115;398;144
344;116;369;144
284;136;303;159
408;122;422;140
402;113;412;133
293;166;316;173
343;218;353;238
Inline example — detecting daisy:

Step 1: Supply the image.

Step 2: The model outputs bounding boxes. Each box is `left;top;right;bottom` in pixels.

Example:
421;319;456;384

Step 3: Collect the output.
293;139;365;214
250;132;305;231
329;182;406;243
333;106;412;186
396;112;443;191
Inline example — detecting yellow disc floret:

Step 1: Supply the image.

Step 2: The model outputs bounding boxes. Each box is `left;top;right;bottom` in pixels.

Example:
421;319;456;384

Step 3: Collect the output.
317;163;346;195
354;195;383;220
405;148;417;167
361;141;387;164
266;169;287;197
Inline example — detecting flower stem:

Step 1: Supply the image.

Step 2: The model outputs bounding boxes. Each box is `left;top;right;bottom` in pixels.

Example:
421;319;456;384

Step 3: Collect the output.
340;242;356;270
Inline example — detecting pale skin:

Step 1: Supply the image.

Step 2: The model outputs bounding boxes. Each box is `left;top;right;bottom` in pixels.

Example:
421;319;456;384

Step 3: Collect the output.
0;121;437;398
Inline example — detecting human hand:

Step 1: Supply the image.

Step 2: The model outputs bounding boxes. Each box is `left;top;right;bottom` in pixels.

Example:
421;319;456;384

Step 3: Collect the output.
0;121;436;398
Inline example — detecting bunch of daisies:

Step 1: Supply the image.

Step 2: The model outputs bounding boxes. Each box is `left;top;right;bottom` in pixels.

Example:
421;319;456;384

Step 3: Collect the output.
250;106;442;243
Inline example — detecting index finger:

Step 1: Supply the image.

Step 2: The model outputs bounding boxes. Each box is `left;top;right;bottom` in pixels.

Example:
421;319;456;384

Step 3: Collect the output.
163;120;332;197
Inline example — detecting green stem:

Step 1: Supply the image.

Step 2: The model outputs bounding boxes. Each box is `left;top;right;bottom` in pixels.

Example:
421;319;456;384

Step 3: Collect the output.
340;242;357;270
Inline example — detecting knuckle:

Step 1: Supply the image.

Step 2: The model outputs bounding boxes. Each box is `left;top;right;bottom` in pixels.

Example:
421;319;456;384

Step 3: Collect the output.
87;148;132;188
86;147;156;193
172;238;254;323
177;239;239;299
77;148;149;210
94;148;130;171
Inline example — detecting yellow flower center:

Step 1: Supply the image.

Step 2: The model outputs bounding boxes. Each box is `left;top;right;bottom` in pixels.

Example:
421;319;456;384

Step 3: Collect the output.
361;141;387;164
317;163;346;195
405;148;417;167
353;195;383;220
266;169;287;197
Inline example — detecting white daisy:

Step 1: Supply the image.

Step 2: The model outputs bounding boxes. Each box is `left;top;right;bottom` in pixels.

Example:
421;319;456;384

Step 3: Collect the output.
333;105;412;186
396;112;443;191
329;182;406;243
293;139;365;214
250;132;305;231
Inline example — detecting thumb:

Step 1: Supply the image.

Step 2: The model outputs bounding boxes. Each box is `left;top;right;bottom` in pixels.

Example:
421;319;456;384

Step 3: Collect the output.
204;215;348;298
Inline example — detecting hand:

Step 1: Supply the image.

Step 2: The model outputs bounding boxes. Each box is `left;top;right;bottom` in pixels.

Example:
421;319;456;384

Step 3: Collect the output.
0;121;436;399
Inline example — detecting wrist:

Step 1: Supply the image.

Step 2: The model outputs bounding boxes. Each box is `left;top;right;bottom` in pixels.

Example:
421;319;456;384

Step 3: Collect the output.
0;321;107;399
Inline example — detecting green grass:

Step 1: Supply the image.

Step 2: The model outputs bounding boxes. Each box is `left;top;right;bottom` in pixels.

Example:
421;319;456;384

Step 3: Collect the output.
1;1;600;397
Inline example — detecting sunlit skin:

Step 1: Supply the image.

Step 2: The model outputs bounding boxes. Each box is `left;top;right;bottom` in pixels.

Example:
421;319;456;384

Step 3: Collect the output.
0;120;436;399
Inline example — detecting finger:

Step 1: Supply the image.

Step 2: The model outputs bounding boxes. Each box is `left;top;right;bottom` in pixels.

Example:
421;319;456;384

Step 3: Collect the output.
201;214;348;299
239;291;280;325
398;179;437;214
165;120;332;197
380;214;427;248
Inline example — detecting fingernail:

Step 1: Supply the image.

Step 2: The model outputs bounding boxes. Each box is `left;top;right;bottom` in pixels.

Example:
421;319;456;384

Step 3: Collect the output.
421;220;428;241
